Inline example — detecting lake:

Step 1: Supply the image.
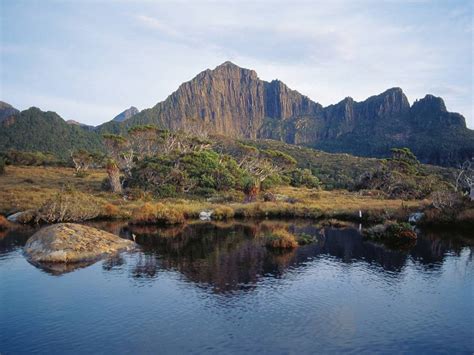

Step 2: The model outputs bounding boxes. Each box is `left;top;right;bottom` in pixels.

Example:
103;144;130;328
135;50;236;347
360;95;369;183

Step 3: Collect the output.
0;220;473;354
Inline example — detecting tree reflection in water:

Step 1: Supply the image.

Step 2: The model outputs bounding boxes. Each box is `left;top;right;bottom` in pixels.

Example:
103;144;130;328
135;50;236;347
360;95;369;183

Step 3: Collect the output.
104;220;472;293
3;220;471;288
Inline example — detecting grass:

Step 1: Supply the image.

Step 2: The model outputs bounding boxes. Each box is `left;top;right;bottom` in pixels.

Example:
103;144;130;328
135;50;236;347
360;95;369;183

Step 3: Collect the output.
0;165;426;223
262;228;299;249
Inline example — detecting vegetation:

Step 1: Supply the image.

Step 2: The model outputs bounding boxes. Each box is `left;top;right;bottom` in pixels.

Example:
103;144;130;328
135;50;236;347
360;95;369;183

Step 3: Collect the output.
364;222;417;243
0;107;104;160
35;188;104;223
0;124;471;230
131;203;185;225
0;215;10;230
356;148;448;199
262;228;299;250
0;157;4;175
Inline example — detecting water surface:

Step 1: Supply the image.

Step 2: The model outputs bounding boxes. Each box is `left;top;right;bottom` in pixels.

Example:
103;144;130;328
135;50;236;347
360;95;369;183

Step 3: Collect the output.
0;220;473;354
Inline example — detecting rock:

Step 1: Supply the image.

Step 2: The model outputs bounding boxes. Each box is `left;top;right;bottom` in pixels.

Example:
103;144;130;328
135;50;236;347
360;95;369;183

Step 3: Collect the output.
199;211;212;221
7;210;35;224
408;212;424;224
24;223;135;263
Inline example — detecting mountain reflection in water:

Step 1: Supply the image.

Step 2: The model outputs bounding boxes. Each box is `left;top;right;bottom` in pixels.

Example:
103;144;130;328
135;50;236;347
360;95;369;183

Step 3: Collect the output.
1;219;472;354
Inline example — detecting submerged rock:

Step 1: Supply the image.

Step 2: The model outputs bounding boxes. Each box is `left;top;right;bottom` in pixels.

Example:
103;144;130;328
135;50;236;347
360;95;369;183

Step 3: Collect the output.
24;223;135;263
408;212;424;224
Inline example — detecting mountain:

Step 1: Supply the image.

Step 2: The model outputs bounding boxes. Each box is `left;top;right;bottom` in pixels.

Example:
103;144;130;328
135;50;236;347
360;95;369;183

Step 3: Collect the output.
97;62;473;166
1;62;472;166
0;101;19;122
0;107;104;159
112;106;139;122
66;119;95;131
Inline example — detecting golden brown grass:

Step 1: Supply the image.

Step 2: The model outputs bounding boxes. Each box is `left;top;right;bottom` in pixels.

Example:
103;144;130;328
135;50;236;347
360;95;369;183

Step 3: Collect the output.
262;228;298;249
131;202;185;225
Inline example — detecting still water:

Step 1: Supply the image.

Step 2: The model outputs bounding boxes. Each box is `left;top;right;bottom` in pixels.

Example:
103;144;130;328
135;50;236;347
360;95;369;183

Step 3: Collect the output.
0;220;473;354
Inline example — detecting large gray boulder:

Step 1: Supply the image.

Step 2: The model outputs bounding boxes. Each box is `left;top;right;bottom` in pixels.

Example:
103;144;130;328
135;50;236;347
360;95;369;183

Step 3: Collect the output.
24;223;135;263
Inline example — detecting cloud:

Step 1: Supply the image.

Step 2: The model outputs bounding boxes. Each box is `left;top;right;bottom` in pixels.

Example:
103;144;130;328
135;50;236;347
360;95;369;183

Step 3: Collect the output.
1;0;472;128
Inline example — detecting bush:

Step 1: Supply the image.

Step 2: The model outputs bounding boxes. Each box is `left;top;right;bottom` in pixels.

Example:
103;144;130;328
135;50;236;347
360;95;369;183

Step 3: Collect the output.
288;168;321;188
212;206;235;220
36;189;102;223
364;221;416;242
103;203;121;219
0;215;10;230
131;203;185;225
3;150;62;166
263;228;298;249
456;208;474;227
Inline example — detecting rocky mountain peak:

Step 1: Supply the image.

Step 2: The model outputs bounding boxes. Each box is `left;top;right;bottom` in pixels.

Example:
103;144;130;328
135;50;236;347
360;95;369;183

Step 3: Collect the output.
112;106;139;122
412;94;447;112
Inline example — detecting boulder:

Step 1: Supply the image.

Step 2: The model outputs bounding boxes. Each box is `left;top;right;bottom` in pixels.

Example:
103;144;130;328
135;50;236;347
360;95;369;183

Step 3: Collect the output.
199;211;212;221
7;210;35;224
24;223;135;263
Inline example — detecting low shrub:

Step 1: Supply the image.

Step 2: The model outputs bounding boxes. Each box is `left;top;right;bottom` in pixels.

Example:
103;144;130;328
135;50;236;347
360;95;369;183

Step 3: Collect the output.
131;203;185;225
35;189;103;223
263;228;298;249
0;215;10;230
103;203;121;219
456;208;474;227
212;206;235;220
296;233;315;245
364;221;416;242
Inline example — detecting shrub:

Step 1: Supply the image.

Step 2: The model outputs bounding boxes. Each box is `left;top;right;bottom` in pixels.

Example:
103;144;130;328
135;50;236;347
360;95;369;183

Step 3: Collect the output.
456;208;474;226
0;215;10;230
131;203;185;225
36;189;102;223
103;203;121;219
296;233;315;245
263;228;298;249
288;168;321;188
212;206;235;220
364;221;416;242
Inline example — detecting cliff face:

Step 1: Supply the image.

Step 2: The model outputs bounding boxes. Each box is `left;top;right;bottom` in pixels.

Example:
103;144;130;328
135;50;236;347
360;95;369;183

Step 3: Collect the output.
98;61;473;166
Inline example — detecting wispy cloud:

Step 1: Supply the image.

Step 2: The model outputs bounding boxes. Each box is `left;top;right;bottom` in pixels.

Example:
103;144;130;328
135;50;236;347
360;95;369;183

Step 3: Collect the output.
1;0;472;127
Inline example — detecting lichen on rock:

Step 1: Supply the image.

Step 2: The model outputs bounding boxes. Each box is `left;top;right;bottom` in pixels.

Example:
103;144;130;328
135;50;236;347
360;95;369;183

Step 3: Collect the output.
24;223;135;264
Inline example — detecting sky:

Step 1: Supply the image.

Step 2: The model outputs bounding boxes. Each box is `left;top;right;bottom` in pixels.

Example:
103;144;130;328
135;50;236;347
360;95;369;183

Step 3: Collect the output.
1;0;473;127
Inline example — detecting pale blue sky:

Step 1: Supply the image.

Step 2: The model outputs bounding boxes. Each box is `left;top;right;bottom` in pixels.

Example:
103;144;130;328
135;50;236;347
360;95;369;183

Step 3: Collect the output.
1;0;472;127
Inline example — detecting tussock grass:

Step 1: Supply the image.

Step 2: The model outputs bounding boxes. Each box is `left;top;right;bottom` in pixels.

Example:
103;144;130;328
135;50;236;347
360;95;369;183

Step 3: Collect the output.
262;228;298;249
131;202;185;225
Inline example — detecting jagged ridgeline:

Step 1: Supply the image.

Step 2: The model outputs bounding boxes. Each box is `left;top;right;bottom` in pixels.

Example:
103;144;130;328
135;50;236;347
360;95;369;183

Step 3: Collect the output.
1;62;473;166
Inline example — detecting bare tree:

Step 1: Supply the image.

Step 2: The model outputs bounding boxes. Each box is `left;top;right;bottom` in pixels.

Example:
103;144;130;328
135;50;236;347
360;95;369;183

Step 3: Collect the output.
455;160;474;200
70;149;94;175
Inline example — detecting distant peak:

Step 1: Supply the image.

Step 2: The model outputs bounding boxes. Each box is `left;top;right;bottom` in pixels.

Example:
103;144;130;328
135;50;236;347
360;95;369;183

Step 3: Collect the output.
413;94;447;112
112;106;140;122
216;61;241;69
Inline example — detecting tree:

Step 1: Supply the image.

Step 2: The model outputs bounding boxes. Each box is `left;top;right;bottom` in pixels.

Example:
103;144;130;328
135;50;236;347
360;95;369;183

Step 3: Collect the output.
236;144;296;200
70;149;94;176
455;159;474;200
106;159;122;194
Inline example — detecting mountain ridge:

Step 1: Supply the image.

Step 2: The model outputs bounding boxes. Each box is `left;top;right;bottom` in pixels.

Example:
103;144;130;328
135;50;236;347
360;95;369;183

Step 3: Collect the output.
1;61;472;166
96;62;473;166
